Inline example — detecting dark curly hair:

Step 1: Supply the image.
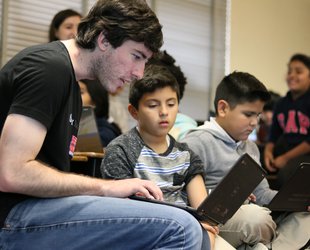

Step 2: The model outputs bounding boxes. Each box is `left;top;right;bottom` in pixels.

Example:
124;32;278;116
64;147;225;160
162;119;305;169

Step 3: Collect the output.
76;0;163;52
147;50;187;100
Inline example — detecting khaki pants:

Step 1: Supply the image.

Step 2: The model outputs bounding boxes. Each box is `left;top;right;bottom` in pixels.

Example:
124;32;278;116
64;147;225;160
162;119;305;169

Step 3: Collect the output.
272;211;310;250
219;204;276;247
217;204;310;250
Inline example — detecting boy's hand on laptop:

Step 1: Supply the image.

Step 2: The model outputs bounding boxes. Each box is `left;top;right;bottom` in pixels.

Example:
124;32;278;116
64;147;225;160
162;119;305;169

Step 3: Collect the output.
248;193;256;204
103;178;163;200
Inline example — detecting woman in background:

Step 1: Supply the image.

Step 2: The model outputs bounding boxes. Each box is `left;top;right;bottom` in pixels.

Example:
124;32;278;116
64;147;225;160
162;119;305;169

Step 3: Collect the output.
79;80;122;147
49;9;82;42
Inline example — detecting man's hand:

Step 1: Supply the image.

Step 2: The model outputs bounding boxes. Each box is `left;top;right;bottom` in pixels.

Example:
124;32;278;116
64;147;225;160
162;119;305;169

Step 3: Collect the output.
102;178;163;200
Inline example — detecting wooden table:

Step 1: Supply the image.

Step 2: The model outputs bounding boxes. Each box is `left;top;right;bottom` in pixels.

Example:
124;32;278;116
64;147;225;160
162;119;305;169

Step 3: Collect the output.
71;151;105;177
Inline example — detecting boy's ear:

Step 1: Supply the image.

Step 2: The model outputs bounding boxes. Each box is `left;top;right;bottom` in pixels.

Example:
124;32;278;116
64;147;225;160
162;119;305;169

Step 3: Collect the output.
128;104;139;120
217;100;229;117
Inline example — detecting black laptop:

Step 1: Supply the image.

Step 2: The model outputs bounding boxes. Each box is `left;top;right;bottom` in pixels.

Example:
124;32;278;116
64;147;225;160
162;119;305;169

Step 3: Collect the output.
130;153;266;226
265;162;310;212
75;106;104;153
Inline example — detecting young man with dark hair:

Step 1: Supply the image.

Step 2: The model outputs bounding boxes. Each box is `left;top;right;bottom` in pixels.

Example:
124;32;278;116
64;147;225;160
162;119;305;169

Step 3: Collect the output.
0;1;203;249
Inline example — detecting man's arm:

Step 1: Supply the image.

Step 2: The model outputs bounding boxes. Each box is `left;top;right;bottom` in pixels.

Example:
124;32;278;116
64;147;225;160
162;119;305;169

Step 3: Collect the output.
0;114;162;200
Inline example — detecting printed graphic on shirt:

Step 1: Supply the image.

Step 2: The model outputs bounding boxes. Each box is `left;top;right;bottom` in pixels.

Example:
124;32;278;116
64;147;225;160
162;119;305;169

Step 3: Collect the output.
277;110;309;135
69;135;77;156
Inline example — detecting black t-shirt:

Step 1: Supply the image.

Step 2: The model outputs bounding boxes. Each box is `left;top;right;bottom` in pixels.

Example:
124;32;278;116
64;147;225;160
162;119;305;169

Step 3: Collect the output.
269;90;310;147
0;41;82;226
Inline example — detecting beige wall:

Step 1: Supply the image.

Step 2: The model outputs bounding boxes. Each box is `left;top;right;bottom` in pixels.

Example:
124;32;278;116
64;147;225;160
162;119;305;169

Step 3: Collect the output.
230;0;310;96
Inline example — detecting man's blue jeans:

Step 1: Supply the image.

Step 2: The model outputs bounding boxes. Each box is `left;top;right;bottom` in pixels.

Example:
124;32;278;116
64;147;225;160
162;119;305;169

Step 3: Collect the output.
0;196;204;249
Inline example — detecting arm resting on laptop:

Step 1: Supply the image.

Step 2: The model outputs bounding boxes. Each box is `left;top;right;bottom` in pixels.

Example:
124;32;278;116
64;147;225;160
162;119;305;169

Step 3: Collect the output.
186;174;218;249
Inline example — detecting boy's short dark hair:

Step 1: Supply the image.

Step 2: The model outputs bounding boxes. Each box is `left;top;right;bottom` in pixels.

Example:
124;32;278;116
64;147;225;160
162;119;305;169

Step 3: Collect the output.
129;64;180;110
214;71;271;114
76;0;163;52
289;53;310;71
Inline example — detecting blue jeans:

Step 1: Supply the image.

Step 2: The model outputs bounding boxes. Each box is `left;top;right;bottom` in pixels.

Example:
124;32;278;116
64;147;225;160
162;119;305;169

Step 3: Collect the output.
0;196;205;250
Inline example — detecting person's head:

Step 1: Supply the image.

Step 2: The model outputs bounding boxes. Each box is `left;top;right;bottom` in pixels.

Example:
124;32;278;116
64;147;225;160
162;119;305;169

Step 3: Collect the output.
79;79;109;119
76;0;162;52
147;50;187;100
76;0;163;94
128;64;180;138
286;53;310;98
49;9;82;42
214;71;271;141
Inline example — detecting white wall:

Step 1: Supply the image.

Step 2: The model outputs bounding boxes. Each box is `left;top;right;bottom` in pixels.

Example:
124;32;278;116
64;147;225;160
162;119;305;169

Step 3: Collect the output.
230;0;310;96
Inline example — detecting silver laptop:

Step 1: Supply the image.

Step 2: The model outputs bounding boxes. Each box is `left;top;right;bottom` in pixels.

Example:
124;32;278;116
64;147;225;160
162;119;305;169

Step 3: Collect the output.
130;153;266;226
75;106;104;153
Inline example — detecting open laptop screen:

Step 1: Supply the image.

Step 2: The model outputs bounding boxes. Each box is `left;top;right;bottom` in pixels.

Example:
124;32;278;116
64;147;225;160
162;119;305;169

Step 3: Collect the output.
75;106;104;153
130;153;266;226
266;162;310;212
